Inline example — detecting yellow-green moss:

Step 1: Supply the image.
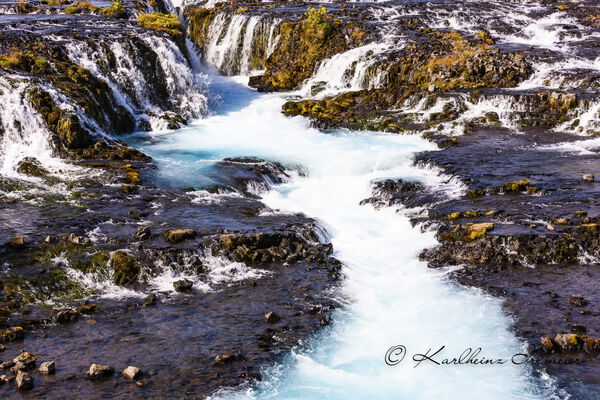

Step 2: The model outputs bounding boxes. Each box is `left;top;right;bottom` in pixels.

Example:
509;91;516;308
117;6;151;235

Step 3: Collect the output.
100;1;127;18
65;1;99;14
137;12;184;36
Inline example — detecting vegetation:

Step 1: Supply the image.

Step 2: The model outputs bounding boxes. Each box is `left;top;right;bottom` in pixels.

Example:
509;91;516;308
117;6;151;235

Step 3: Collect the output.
65;1;99;14
137;12;184;36
100;1;127;19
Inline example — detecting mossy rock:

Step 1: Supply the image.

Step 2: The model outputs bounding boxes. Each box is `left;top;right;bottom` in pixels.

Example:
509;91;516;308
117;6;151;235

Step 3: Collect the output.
16;157;48;177
164;229;196;242
111;251;140;286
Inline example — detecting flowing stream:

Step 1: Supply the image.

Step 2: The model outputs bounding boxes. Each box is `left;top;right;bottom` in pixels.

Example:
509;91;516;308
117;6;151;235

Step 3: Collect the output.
127;75;559;399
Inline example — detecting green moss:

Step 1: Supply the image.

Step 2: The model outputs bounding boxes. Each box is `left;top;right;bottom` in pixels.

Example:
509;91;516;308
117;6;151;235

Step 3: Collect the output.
65;1;100;14
111;251;140;285
100;1;127;18
137;12;184;36
503;178;531;193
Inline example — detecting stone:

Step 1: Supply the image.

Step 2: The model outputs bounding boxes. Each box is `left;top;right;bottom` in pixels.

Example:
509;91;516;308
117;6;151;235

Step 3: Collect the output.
264;311;280;324
39;361;56;375
111;251;140;286
553;218;569;225
87;364;114;380
9;236;25;248
54;308;80;324
502;179;530;192
10;362;27;373
214;352;242;365
77;304;99;315
173;279;193;293
15;370;33;390
540;336;554;351
122;366;141;380
546;224;555;231
135;226;152;240
13;352;36;368
144;293;158;305
554;333;580;351
0;374;11;384
0;361;15;370
164;229;196;242
570;295;589;307
582;174;594;182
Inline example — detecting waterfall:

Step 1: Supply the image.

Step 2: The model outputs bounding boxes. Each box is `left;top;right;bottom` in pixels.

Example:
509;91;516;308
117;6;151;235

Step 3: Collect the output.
202;12;281;76
64;35;208;131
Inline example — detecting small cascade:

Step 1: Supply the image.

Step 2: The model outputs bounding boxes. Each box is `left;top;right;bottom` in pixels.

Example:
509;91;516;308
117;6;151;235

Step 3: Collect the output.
201;12;281;76
0;77;63;177
64;35;208;131
303;42;392;98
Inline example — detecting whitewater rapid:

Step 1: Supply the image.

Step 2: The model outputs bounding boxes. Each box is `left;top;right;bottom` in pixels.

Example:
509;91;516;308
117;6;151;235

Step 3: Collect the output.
128;76;558;399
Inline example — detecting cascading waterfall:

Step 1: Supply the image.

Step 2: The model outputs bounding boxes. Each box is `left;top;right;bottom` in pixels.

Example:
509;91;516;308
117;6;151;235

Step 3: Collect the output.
64;35;208;131
202;12;281;76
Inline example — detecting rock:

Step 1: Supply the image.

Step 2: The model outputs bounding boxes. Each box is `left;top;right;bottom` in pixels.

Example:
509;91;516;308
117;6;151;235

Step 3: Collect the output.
264;311;280;324
214;352;244;365
554;333;580;351
13;352;36;368
582;174;594;182
77;304;99;315
87;364;114;380
135;379;146;387
122;366;141;380
173;279;193;293
144;293;158;305
16;157;48;177
164;229;196;242
54;308;80;324
15;370;33;390
570;295;589;307
553;218;569;225
135;226;152;240
68;233;91;245
0;361;15;370
111;251;140;286
9;236;25;248
503;179;530;192
0;374;11;384
39;361;56;375
465;222;494;241
574;211;588;217
540;336;554;351
10;362;27;373
546;224;555;231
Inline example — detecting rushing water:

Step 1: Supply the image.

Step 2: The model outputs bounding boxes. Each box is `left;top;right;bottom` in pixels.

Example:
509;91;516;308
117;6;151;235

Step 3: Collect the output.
126;75;559;399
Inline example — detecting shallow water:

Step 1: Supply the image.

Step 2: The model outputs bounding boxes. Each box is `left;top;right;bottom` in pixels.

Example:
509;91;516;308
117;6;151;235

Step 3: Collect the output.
127;76;559;399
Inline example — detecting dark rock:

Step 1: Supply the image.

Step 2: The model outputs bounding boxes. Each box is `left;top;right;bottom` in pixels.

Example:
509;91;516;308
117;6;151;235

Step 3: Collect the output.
264;312;280;324
53;308;80;324
16;157;48;177
135;226;152;241
570;295;589;307
111;251;140;286
173;279;193;293
144;293;158;305
8;236;25;248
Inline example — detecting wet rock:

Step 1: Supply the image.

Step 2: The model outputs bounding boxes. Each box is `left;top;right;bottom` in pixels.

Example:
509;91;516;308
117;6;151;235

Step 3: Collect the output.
264;312;280;324
8;236;25;248
122;366;141;380
15;370;33;391
0;374;11;384
214;352;245;365
173;279;193;293
53;308;80;324
502;179;531;193
111;251;140;286
10;362;27;373
16;157;48;177
570;295;589;307
553;218;569;225
68;233;91;245
13;352;37;369
77;304;99;315
39;361;56;375
0;361;15;370
554;333;580;352
135;226;152;241
583;174;595;182
164;229;196;242
540;336;554;351
144;293;158;305
87;364;114;380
